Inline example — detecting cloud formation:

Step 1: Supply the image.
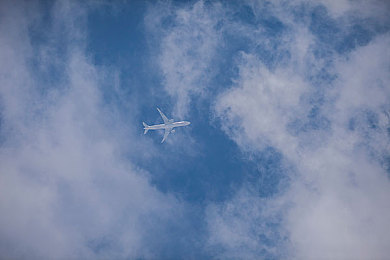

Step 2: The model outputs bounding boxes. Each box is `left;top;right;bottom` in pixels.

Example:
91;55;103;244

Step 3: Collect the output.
208;1;390;259
145;1;223;117
0;1;183;259
1;0;389;259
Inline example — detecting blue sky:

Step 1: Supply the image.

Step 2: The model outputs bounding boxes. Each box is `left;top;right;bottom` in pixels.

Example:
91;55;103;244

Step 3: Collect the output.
0;0;389;259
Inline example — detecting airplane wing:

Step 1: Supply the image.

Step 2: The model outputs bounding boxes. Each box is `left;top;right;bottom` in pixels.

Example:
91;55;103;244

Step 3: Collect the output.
161;128;171;143
157;108;169;124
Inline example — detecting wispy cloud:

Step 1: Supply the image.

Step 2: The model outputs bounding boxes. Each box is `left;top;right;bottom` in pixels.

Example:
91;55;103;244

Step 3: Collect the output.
208;1;390;259
1;0;389;259
0;1;183;259
145;1;223;117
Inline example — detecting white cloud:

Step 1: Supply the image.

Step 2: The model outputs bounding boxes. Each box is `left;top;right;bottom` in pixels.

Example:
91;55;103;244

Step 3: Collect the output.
215;52;309;156
206;187;289;259
145;1;223;117
0;1;182;259
333;34;390;120
209;1;390;259
316;0;390;19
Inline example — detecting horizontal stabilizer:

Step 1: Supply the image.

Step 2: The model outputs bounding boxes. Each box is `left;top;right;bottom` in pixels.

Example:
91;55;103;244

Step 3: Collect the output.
143;122;149;134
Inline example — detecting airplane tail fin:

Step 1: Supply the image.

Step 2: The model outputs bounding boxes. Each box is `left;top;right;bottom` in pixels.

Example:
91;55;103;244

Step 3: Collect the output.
142;122;149;134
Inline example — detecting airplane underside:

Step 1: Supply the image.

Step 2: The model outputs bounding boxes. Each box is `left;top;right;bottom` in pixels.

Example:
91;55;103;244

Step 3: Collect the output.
142;108;190;143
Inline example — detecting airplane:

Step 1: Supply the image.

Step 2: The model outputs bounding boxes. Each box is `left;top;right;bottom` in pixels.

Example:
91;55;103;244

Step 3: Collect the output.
142;108;191;143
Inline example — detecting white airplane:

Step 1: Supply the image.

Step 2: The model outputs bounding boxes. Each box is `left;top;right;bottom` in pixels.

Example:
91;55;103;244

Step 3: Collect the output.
143;108;191;143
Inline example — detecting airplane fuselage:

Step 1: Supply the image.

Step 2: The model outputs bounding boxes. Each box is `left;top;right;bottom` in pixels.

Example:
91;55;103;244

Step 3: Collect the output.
146;121;190;130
